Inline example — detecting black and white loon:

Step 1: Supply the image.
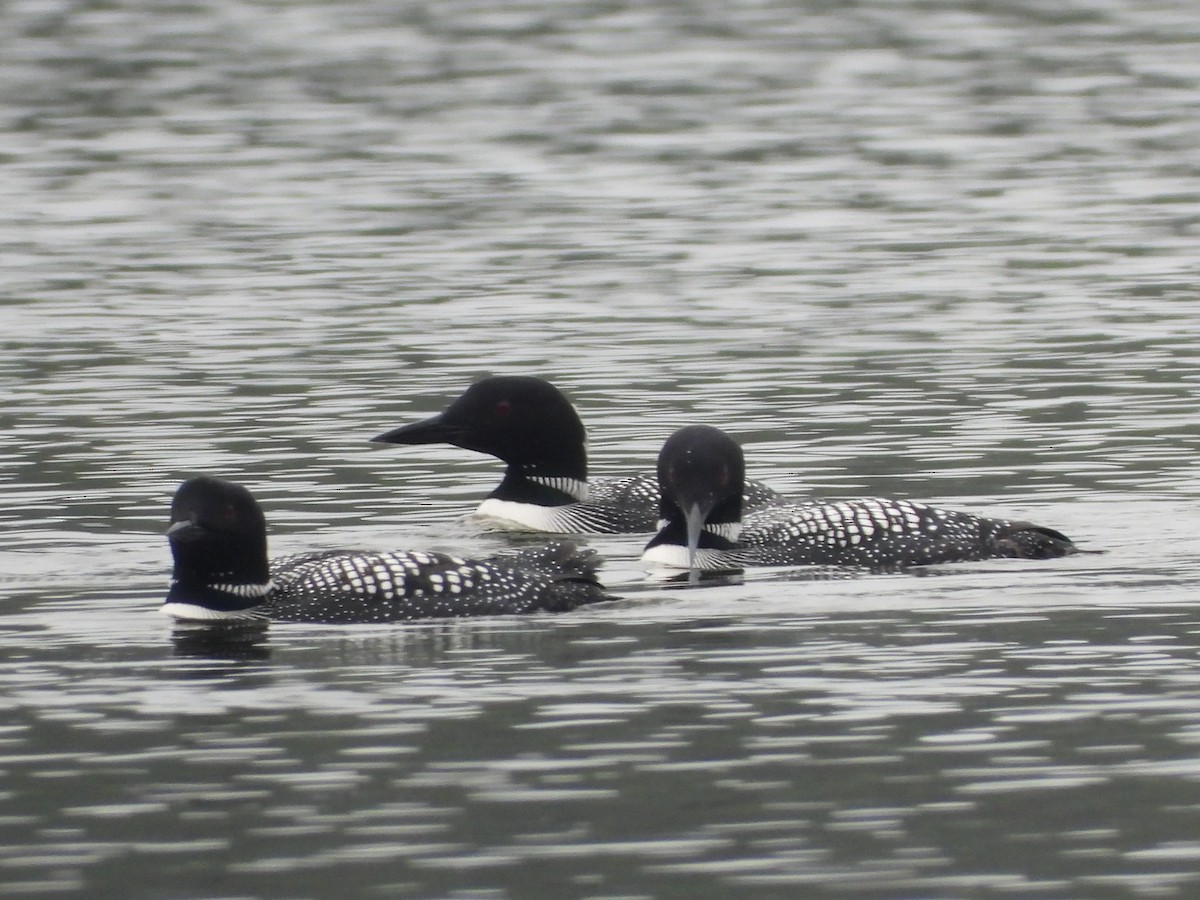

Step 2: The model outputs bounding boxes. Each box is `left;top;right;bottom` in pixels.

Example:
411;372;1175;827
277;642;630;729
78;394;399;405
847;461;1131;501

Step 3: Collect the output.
372;376;783;534
162;475;610;624
642;425;1077;572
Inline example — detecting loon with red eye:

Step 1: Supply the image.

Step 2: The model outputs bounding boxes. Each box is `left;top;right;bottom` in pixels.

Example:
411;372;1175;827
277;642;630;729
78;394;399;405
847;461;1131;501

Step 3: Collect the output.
372;376;784;534
162;475;610;624
643;425;1079;575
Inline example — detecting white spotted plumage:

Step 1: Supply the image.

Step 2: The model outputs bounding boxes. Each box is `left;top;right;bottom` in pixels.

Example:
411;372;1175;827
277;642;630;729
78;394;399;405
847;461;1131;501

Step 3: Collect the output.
262;546;603;623
737;498;999;567
162;475;609;625
642;425;1076;573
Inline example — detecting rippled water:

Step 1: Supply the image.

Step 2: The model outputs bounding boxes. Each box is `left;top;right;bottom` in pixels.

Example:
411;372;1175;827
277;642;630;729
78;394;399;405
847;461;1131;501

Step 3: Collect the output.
5;0;1200;896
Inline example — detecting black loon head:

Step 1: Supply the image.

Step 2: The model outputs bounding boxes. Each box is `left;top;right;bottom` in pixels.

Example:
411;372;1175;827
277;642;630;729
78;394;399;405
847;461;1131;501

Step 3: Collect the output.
372;376;589;482
644;425;747;571
163;476;271;622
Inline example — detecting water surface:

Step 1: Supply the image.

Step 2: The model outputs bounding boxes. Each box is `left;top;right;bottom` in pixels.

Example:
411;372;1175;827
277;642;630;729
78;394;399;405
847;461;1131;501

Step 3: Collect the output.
4;0;1200;896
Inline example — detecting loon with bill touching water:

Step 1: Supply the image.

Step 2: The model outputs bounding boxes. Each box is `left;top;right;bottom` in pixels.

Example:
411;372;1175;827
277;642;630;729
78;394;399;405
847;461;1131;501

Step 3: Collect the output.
372;376;783;534
163;476;610;624
642;425;1077;572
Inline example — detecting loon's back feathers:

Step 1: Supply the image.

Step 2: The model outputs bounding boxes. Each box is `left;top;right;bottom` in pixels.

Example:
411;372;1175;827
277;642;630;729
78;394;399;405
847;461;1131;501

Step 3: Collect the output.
483;540;603;584
739;497;1075;568
264;544;603;623
997;523;1075;558
163;476;609;624
373;376;783;534
643;425;1077;572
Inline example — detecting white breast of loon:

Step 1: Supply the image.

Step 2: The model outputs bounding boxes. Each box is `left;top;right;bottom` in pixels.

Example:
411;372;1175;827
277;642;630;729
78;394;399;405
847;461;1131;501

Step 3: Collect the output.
160;600;270;622
472;498;586;533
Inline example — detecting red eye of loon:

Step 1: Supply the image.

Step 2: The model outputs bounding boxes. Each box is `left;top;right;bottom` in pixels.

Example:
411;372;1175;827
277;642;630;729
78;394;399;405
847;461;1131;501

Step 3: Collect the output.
495;400;512;417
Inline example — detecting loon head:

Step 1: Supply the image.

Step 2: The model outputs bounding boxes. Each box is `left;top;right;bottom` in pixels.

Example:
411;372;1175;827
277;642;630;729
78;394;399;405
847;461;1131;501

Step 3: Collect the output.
163;476;272;622
642;425;747;573
372;376;589;482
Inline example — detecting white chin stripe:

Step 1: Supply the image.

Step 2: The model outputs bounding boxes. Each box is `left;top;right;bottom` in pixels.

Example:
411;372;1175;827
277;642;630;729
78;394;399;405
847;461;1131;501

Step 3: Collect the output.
161;602;269;622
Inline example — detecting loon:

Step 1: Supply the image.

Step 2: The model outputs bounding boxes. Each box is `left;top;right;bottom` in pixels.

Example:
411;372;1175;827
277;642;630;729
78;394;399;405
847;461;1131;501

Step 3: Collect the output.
372;376;783;534
163;475;610;624
642;425;1077;572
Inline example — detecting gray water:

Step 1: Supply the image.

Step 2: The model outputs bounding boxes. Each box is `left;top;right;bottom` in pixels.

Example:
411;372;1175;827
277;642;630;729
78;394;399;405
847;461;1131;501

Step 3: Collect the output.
4;0;1200;896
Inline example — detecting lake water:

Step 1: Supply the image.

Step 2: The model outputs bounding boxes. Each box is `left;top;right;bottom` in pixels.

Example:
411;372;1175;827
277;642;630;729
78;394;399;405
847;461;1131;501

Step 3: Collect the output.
4;0;1200;896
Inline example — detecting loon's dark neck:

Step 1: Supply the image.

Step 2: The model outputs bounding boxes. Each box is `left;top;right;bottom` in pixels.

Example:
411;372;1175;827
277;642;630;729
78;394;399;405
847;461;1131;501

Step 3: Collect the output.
169;532;269;593
648;476;744;552
644;514;742;553
642;503;747;574
165;578;272;612
489;467;590;507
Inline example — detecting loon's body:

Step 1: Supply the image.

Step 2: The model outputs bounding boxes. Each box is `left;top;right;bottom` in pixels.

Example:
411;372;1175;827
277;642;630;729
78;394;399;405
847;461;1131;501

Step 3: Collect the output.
643;425;1076;572
372;376;783;534
163;476;609;624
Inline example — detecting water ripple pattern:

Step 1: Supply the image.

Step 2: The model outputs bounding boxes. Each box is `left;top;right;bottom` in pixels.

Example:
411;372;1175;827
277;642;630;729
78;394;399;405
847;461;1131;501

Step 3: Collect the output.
4;0;1200;896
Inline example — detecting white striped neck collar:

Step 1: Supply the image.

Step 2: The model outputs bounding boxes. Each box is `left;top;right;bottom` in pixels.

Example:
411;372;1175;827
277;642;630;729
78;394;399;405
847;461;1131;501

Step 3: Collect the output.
207;580;275;598
527;474;590;503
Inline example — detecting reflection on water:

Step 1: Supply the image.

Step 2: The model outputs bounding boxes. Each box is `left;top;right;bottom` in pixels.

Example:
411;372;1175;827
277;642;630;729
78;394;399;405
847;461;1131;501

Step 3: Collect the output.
170;622;273;662
4;0;1200;895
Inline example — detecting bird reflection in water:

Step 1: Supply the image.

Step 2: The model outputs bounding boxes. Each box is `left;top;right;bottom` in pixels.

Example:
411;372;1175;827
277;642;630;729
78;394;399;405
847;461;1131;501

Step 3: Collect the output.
170;620;271;662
